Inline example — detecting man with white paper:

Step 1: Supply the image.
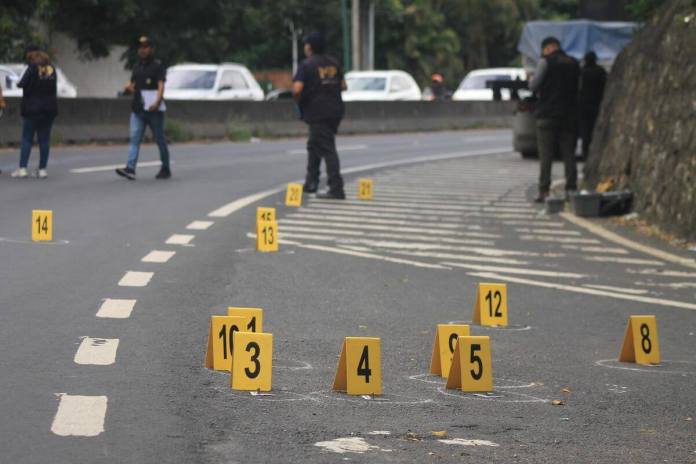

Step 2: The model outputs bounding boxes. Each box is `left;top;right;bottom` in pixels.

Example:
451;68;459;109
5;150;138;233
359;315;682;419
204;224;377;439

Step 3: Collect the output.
116;36;171;180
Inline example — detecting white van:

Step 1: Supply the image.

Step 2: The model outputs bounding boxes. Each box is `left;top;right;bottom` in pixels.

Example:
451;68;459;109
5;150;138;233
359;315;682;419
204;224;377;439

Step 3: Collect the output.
164;63;264;101
452;68;528;101
2;64;77;98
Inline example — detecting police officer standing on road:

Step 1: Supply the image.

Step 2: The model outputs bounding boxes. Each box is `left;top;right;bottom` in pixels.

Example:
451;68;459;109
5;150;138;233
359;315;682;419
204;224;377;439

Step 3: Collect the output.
529;36;580;202
116;36;171;180
578;51;607;160
292;32;346;200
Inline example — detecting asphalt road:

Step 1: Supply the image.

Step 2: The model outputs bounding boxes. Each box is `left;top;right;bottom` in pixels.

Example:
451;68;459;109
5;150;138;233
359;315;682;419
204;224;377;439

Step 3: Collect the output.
1;129;695;463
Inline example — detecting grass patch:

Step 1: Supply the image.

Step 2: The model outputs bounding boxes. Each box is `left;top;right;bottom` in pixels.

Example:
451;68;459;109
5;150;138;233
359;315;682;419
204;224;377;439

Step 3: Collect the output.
165;118;194;142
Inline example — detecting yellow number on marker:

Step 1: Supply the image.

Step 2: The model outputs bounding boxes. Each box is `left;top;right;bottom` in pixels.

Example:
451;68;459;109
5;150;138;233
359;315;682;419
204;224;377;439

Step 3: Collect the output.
473;283;508;327
227;307;264;333
446;336;493;392
32;210;53;242
285;183;303;207
358;179;373;200
333;337;382;395
256;207;276;224
204;315;247;371
619;315;660;365
231;331;273;391
430;324;470;378
256;221;279;252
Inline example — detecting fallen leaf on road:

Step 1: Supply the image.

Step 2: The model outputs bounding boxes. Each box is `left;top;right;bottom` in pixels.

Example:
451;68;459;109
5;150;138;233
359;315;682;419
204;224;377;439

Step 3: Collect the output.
561;388;571;394
405;432;421;442
685;417;693;422
551;400;565;406
431;431;448;437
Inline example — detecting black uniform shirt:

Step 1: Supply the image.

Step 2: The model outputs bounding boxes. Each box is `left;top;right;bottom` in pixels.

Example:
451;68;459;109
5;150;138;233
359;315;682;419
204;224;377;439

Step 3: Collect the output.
579;64;607;112
293;54;345;123
530;49;580;121
130;58;166;113
18;63;58;117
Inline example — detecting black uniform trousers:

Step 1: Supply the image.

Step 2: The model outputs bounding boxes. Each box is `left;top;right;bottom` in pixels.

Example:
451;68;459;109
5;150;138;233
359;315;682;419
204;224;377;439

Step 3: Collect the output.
305;118;344;193
579;108;599;159
536;117;578;194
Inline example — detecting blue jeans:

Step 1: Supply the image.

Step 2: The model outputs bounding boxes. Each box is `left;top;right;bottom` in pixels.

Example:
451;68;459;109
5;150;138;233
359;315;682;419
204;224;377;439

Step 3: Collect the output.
127;111;170;170
20;114;56;169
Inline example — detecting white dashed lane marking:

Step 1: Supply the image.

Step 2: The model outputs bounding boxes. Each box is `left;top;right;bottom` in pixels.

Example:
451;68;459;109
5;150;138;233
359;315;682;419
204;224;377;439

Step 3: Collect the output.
141;250;176;263
118;271;153;287
73;337;120;365
186;220;214;230
51;394;108;437
165;234;195;245
96;299;136;319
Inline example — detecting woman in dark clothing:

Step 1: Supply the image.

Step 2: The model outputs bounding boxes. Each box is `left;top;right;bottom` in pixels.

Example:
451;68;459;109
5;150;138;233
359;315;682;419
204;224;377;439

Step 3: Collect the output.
11;46;58;179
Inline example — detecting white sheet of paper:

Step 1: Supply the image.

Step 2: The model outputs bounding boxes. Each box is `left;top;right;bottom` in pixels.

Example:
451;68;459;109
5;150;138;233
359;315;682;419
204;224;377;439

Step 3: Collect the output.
141;90;166;111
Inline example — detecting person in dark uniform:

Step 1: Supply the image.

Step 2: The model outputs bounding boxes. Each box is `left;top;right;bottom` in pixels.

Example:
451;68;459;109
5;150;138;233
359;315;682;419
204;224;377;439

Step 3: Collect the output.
11;45;58;179
529;36;580;202
292;32;346;199
578;51;607;159
116;36;170;180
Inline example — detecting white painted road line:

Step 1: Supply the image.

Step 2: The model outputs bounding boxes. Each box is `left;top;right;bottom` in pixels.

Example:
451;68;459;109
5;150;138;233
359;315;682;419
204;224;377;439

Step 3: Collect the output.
561;245;629;255
287;212;486;231
70;160;162;174
469;271;696;311
165;234;195;245
51;394;107;437
520;235;601;244
561;212;696;269
186;220;214;230
96;299;136;318
276;231;493;247
287;144;367;155
444;262;586;278
141;250;176;263
387;250;529;266
74;337;120;365
626;268;696;278
582;284;649;295
585;256;664;266
118;271;153;287
515;228;582;236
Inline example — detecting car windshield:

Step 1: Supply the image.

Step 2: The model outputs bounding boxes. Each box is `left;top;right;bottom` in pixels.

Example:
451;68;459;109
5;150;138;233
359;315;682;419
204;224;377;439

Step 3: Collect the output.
459;74;513;90
167;69;217;90
346;77;387;92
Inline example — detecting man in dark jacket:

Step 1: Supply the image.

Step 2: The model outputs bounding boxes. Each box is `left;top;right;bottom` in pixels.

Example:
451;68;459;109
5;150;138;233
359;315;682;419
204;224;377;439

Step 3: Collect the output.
579;51;607;159
11;45;58;179
529;37;580;202
116;36;170;180
292;32;346;199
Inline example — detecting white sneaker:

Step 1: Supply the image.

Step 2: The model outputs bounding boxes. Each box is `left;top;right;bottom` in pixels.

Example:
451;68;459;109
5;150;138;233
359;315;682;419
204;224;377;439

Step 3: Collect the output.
36;169;48;179
11;168;28;178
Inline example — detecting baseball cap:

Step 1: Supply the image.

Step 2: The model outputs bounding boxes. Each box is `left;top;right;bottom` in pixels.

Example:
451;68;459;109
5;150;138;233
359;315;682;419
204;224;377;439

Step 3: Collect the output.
137;36;154;48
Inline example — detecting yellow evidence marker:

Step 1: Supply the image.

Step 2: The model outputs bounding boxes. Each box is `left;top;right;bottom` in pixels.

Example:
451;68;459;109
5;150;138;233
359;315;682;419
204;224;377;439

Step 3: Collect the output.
446;336;493;392
285;183;303;207
32;209;53;242
231;331;273;391
619;315;661;365
332;337;382;396
472;283;508;327
430;324;470;378
358;178;374;200
256;207;276;224
204;315;248;371
256;220;279;252
227;307;264;333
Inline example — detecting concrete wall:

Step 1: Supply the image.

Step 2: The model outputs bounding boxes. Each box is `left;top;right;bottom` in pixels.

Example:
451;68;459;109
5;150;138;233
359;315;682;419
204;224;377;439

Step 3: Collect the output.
0;99;514;145
51;32;131;98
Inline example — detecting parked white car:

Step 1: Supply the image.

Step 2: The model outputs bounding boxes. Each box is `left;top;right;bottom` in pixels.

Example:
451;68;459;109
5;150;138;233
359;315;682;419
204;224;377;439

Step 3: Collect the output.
2;64;77;98
452;68;528;101
164;63;264;101
0;65;21;97
342;70;421;101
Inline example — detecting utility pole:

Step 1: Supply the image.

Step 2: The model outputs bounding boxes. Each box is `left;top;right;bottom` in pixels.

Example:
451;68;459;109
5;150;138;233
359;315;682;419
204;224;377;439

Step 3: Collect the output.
350;0;375;71
288;20;301;75
341;0;351;71
351;0;361;71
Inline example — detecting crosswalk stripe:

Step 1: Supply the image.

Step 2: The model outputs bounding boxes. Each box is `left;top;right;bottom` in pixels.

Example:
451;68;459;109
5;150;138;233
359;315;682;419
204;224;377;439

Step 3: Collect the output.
279;218;501;239
503;220;565;227
277;227;494;246
561;245;629;255
626;268;696;277
444;261;586;278
520;235;601;244
515;228;582;236
307;202;543;219
584;256;665;266
383;250;530;265
51;395;108;437
286;212;487;231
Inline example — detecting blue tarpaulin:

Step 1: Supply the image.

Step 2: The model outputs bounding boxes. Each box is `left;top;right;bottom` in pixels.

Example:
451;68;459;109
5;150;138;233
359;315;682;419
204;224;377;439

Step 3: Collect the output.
517;20;638;65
